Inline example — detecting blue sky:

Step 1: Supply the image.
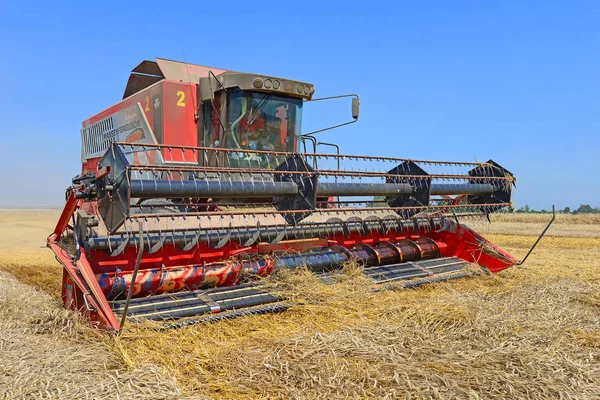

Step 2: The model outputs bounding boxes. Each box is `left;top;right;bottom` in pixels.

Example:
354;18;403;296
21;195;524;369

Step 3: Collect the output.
0;1;598;209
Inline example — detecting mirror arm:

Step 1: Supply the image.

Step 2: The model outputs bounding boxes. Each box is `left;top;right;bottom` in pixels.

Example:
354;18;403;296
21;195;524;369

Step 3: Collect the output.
307;93;359;102
301;120;357;137
302;94;359;137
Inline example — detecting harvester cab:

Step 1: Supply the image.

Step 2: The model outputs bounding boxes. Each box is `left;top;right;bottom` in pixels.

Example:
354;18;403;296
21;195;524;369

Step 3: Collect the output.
48;57;541;332
197;71;311;156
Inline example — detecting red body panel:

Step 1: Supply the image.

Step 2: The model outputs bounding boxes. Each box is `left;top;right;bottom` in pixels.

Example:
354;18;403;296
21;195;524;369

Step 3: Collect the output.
82;80;198;172
161;81;197;161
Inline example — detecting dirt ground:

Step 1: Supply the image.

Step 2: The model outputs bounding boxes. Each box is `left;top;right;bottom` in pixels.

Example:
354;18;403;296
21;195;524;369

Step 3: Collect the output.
0;209;598;399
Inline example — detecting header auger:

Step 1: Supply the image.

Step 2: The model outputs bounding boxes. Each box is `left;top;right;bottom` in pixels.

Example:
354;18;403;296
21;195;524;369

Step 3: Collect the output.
48;57;524;331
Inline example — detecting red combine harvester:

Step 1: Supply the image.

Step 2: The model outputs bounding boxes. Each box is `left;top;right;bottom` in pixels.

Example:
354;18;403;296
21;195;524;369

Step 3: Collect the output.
48;58;550;331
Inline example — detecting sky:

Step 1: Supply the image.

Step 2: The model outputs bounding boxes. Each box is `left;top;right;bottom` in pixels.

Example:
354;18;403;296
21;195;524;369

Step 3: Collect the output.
0;1;598;210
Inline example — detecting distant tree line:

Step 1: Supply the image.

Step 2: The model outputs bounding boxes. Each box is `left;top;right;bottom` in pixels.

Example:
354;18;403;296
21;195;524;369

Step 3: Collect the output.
370;196;599;214
515;204;600;214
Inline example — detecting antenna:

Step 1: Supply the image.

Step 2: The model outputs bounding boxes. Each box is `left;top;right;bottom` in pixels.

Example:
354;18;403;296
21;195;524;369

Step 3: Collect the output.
182;50;199;121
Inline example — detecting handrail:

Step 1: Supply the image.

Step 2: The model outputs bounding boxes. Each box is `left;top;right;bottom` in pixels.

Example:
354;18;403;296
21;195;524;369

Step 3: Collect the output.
118;222;145;333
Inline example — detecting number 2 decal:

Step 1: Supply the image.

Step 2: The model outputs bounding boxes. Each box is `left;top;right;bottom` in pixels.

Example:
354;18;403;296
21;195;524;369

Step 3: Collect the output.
176;91;186;107
144;96;150;112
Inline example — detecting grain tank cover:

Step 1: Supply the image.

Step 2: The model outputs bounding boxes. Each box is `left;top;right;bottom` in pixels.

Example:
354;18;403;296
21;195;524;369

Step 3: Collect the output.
123;58;227;99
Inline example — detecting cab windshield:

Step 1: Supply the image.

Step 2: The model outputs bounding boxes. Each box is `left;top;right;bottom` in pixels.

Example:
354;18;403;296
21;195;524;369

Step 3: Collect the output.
226;89;303;154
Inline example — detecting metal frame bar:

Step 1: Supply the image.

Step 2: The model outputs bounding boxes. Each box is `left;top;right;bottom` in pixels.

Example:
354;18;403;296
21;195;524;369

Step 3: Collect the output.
127;203;510;219
517;205;556;265
116;142;504;168
118;223;145;332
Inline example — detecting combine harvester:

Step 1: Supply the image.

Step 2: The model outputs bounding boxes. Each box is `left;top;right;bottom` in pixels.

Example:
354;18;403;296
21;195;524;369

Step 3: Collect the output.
48;58;551;331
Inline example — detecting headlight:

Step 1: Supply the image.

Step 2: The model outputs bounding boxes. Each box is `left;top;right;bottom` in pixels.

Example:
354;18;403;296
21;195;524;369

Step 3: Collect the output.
297;84;304;94
264;79;272;89
253;78;263;89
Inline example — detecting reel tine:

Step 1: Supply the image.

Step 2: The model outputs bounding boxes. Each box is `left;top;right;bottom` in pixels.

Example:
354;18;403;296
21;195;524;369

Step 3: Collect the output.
321;218;331;238
272;226;287;244
243;221;261;247
382;215;396;234
347;216;365;236
204;227;211;247
364;215;381;235
182;220;202;252
149;233;166;253
375;216;386;235
233;226;243;246
326;217;344;239
174;213;184;248
214;223;232;249
147;218;165;254
210;228;221;249
110;234;129;257
341;218;351;238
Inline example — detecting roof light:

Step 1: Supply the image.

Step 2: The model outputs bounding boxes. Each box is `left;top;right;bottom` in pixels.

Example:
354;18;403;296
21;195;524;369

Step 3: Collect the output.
253;78;263;89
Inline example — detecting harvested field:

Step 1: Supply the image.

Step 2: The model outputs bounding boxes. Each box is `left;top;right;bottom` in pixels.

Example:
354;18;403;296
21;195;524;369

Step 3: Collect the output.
0;209;599;399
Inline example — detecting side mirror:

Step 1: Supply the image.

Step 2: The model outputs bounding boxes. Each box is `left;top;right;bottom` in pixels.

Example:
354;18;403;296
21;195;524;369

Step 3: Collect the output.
352;97;360;120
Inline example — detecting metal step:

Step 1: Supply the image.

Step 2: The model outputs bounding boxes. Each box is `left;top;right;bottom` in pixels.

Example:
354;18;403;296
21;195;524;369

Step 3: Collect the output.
374;271;475;292
318;256;469;284
110;283;280;321
162;303;291;329
367;257;469;284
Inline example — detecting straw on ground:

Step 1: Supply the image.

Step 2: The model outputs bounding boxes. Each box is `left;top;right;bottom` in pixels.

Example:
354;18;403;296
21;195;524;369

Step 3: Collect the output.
0;210;598;399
